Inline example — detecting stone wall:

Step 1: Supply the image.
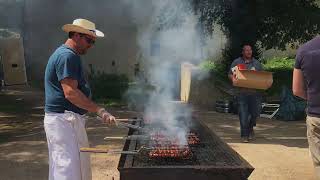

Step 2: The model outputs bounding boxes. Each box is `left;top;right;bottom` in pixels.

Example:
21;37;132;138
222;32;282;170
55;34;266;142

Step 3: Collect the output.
23;0;152;82
0;0;24;33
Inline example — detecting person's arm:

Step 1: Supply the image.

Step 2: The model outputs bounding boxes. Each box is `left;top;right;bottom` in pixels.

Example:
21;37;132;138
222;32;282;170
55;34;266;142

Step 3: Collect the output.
292;68;307;100
228;60;237;83
256;60;263;71
228;73;237;83
61;78;115;123
61;78;100;112
228;74;233;81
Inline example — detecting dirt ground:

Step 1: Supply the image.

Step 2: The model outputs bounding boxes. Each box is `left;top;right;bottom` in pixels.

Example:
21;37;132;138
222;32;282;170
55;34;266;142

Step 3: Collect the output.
0;86;316;180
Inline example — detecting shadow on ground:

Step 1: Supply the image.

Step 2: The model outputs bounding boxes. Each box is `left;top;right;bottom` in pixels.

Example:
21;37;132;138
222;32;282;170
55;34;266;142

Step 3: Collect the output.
0;86;314;180
0;86;137;180
196;110;308;148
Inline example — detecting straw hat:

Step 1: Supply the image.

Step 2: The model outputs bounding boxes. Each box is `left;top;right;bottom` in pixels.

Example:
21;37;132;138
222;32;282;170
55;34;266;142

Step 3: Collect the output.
62;18;104;38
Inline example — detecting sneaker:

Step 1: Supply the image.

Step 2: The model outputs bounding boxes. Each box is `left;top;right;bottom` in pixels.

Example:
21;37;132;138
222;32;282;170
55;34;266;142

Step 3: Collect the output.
241;137;249;143
249;130;255;140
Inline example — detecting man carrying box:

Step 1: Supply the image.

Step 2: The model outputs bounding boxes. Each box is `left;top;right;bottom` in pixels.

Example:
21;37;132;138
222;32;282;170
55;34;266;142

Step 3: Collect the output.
228;44;263;143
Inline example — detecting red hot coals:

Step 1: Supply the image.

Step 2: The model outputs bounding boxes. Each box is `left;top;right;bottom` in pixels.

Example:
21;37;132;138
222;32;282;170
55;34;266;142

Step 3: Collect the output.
146;131;200;159
149;145;192;159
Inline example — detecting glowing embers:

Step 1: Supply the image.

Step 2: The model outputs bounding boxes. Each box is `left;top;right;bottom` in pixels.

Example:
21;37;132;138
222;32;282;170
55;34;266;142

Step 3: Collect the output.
187;132;200;145
145;132;200;159
148;131;200;146
148;145;192;159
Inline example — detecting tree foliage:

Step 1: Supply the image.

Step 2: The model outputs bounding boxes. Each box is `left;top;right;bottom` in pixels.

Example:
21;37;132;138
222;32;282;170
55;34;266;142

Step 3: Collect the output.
192;0;320;67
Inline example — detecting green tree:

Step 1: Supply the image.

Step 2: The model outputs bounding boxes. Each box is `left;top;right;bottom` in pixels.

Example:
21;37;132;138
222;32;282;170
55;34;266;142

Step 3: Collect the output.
193;0;320;70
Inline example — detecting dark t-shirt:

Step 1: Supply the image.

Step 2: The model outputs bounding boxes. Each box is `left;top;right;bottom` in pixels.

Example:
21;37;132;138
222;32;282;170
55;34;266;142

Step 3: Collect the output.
44;44;91;115
295;36;320;117
228;57;263;75
228;57;263;94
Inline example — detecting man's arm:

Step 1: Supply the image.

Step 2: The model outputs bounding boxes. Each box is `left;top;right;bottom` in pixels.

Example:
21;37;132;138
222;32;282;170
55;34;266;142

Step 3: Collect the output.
292;68;307;100
61;78;116;124
228;73;236;83
61;78;100;112
256;60;263;71
228;60;237;83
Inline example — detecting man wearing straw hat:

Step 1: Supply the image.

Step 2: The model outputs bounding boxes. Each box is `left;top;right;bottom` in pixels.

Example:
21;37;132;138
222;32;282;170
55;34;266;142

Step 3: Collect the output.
44;18;115;180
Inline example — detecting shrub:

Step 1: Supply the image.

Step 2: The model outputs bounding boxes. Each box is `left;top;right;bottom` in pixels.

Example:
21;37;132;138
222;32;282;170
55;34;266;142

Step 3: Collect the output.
199;60;228;81
263;57;295;71
88;72;129;101
124;81;156;111
262;57;295;97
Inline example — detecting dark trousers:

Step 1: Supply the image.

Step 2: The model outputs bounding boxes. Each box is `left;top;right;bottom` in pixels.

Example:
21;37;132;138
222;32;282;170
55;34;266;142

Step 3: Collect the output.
237;94;261;137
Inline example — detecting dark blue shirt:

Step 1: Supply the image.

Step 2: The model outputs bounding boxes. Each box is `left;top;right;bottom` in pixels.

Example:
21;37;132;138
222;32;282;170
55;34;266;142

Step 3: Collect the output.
295;36;320;117
44;44;91;115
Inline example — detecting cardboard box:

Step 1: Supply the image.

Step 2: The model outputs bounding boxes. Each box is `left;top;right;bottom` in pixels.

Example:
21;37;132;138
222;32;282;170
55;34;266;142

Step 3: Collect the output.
233;68;273;90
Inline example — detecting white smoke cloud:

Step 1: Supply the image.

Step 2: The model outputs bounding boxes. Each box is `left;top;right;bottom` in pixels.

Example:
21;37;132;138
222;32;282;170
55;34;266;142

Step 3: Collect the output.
124;0;211;146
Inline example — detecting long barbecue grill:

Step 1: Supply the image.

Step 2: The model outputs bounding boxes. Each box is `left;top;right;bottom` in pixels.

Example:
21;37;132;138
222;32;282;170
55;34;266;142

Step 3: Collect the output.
117;118;254;180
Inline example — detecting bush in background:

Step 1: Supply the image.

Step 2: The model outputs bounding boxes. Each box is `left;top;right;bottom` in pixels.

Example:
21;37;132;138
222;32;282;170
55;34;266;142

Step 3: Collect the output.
262;57;295;71
88;72;129;102
262;57;295;97
200;57;295;98
199;59;228;81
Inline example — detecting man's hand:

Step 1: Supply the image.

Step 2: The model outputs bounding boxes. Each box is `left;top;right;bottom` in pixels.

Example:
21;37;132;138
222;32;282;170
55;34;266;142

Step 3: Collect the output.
231;74;237;84
228;73;238;84
97;108;116;125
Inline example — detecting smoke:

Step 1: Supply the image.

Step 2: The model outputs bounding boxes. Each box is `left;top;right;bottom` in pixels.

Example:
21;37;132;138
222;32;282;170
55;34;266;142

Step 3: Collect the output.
123;0;211;146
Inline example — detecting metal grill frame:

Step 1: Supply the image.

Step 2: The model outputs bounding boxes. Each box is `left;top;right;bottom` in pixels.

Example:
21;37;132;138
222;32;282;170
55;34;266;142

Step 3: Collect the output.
117;118;254;180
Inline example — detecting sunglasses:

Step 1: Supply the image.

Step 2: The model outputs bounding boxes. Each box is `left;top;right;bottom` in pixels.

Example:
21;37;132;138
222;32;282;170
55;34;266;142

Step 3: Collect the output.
79;34;95;45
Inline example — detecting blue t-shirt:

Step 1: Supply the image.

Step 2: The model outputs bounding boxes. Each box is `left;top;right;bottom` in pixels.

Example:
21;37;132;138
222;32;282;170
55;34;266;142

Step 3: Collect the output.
44;44;91;115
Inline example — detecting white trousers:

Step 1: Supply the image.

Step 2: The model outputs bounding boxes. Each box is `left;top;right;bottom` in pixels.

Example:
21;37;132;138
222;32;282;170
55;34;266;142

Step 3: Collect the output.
44;111;92;180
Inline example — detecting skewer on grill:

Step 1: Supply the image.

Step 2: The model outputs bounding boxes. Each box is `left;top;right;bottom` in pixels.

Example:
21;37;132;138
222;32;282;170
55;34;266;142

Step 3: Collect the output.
115;118;143;122
88;117;142;122
149;149;192;158
80;145;149;154
80;145;191;157
103;135;149;140
80;147;110;153
104;133;200;145
80;147;139;154
96;117;146;132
